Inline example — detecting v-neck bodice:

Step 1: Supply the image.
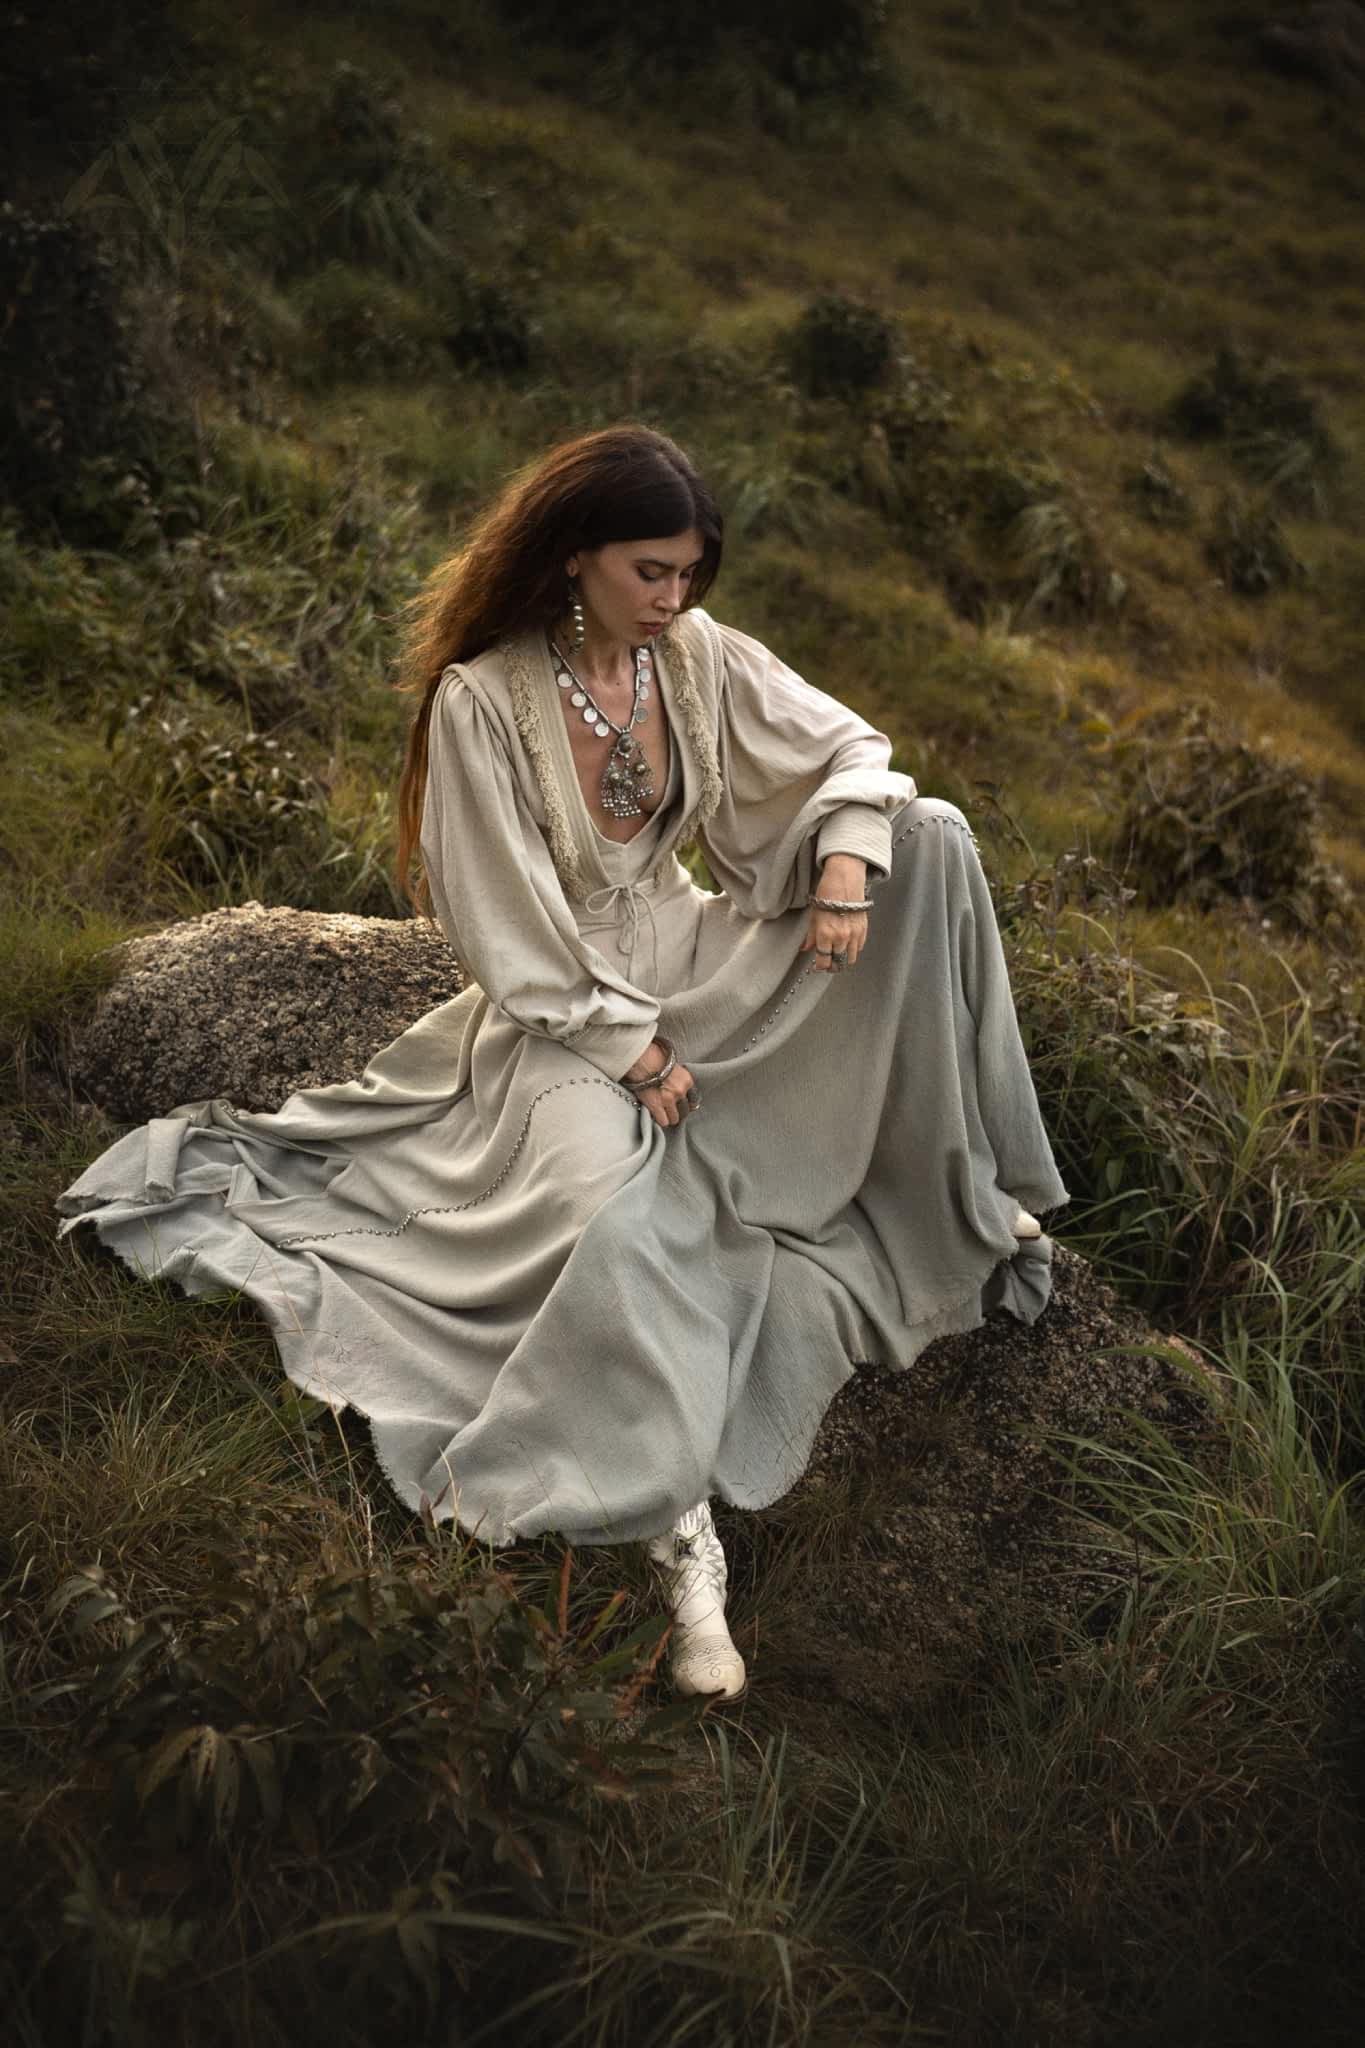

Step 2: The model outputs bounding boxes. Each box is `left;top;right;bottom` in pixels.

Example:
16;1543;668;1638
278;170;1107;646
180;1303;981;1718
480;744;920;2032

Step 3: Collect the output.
530;628;690;895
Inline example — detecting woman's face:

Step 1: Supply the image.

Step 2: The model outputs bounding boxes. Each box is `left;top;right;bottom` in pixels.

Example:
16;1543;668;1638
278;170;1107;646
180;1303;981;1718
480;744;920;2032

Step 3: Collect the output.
567;528;705;651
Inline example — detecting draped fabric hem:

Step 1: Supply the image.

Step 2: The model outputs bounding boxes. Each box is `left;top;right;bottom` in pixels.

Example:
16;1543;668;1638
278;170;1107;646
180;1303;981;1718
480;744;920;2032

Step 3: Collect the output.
56;1189;1062;1550
408;1233;1060;1549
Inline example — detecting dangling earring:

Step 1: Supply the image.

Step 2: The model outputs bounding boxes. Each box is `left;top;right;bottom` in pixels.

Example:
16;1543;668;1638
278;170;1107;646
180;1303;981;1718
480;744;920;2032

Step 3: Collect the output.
566;570;586;653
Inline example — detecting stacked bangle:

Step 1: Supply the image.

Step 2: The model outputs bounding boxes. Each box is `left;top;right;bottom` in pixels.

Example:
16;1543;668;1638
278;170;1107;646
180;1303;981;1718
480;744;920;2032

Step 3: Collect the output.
623;1035;678;1092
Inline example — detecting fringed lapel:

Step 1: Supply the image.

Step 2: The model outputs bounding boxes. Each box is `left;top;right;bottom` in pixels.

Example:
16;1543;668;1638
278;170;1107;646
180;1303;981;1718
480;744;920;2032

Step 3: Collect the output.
654;608;723;871
500;631;596;901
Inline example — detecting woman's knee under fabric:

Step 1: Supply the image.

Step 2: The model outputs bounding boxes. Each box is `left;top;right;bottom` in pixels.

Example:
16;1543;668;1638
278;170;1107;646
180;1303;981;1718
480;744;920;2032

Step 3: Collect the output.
877;795;981;911
889;793;975;848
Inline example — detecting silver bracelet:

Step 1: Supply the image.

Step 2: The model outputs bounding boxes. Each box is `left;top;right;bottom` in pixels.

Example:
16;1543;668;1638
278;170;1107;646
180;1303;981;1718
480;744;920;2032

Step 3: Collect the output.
808;895;874;912
623;1035;678;1092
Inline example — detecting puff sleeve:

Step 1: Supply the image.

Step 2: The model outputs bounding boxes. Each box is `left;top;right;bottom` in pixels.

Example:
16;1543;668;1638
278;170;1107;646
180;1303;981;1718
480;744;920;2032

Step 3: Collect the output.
419;674;661;1081
698;619;917;920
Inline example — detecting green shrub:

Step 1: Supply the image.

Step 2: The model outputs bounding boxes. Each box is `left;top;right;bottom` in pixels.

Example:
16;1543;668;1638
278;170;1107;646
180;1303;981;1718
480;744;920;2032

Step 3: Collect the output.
442;273;536;373
849;362;964;542
785;293;897;399
229;60;470;288
964;455;1127;622
1122;445;1194;528
500;0;888;97
107;697;329;877
135;435;424;735
26;1530;689;2035
1167;343;1345;514
0;205;174;536
1112;703;1351;931
1203;487;1306;597
1006;494;1127;621
303;60;451;278
870;361;960;459
0;513;163;697
288;258;536;385
103;697;403;915
1004;856;1365;1457
287;262;452;383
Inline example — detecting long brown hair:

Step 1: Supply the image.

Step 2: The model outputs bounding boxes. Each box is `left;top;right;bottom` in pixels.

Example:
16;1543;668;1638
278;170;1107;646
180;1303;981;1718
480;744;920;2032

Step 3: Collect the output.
393;423;724;914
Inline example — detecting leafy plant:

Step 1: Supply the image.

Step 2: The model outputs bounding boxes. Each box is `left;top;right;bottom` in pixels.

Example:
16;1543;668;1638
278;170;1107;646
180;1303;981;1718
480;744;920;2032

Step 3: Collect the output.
956;455;1127;622
1203;487;1306;597
0;204;178;536
442;272;536;373
1111;703;1352;932
1122;444;1193;528
499;0;889;98
107;697;328;880
31;1530;694;2031
1007;494;1127;621
784;293;897;400
101;696;402;913
53;1532;682;1886
1167;342;1346;515
287;261;454;383
1003;847;1365;1457
305;61;452;278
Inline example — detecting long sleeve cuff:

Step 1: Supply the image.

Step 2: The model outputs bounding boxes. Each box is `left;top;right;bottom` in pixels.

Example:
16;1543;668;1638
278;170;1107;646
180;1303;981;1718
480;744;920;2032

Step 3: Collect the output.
815;804;893;879
561;1012;662;1084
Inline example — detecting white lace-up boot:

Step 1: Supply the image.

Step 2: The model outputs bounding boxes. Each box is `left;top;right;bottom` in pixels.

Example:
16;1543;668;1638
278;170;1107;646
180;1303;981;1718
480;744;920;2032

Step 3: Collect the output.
645;1499;747;1700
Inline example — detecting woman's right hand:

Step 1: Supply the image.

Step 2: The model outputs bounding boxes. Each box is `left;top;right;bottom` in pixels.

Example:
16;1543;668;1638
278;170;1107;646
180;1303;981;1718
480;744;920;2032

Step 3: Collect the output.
623;1040;697;1129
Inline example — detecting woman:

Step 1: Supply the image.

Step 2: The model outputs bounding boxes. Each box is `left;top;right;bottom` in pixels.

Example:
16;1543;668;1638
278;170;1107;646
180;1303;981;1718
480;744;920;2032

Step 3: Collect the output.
56;424;1068;1703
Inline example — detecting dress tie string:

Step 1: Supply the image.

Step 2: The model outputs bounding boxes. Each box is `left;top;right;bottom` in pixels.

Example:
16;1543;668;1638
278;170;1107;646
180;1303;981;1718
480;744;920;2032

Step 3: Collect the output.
581;879;661;990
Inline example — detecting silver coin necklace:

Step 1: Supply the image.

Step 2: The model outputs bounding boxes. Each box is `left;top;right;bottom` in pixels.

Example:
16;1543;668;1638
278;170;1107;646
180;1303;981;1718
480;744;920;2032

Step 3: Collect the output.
548;635;655;820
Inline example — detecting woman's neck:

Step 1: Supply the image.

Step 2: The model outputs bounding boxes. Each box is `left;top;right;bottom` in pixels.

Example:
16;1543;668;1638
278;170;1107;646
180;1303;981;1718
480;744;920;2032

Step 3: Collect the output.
551;611;637;691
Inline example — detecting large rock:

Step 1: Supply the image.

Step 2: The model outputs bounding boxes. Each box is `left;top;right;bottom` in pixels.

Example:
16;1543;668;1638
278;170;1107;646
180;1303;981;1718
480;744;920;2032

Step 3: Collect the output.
69;902;463;1122
723;1246;1221;1707
1258;3;1365;90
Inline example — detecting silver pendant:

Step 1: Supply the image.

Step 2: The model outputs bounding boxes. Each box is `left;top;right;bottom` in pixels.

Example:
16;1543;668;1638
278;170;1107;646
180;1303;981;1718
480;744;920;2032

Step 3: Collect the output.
600;731;654;818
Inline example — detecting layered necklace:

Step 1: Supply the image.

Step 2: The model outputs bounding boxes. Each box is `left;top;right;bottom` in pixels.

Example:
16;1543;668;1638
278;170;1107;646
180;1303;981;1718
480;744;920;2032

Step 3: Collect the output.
548;635;656;821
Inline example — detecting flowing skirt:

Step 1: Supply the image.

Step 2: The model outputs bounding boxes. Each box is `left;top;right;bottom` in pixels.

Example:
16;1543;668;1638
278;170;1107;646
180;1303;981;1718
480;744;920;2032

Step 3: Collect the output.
56;798;1069;1546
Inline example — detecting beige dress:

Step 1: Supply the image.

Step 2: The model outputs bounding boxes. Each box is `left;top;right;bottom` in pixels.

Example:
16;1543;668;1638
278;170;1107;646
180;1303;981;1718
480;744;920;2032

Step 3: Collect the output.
56;606;1068;1546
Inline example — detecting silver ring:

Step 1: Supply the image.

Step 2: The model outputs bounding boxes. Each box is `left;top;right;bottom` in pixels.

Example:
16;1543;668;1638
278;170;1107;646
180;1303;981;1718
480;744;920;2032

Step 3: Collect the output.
814;947;833;957
833;950;848;967
686;1086;700;1109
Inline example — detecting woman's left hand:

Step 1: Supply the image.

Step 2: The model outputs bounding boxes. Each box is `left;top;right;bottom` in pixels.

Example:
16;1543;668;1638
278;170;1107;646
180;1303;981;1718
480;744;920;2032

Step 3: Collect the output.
800;856;869;973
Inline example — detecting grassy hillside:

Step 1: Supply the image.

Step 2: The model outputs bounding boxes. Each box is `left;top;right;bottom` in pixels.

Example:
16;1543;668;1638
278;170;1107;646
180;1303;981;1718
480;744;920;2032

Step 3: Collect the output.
3;3;1364;2041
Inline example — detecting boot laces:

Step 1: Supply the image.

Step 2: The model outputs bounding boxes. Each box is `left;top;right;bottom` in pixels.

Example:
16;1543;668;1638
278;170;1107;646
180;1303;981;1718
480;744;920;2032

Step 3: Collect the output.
664;1503;728;1607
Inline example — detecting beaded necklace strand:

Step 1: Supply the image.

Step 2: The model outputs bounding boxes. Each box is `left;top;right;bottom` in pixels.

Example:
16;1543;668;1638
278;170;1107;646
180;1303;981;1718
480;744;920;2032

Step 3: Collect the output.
548;636;656;821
